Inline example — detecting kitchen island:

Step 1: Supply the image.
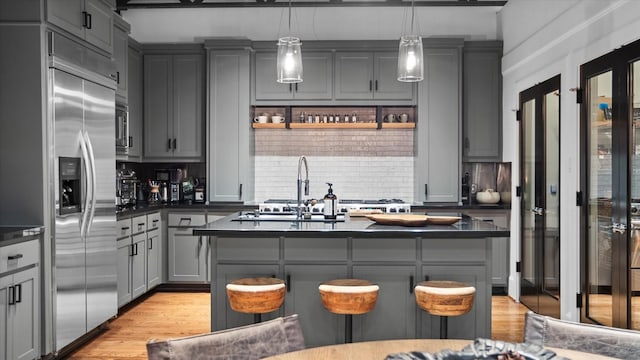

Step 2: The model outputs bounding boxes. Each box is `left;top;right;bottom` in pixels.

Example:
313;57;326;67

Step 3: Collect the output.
194;212;509;347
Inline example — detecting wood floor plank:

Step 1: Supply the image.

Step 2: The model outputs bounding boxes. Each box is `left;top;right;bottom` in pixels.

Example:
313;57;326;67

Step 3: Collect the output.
67;293;528;359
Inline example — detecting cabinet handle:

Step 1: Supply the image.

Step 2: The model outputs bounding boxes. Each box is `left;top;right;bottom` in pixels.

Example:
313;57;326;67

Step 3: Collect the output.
239;183;243;200
15;284;22;303
424;184;428;198
128;136;133;148
286;274;291;292
86;13;92;29
116;71;120;84
149;238;153;250
8;285;15;305
82;11;89;28
8;254;23;260
173;138;177;150
375;80;378;91
289;84;292;93
409;275;414;294
121;226;130;231
369;80;372;92
135;243;139;255
152;219;159;223
167;139;172;151
464;137;470;149
129;244;135;257
295;83;298;92
424;275;429;281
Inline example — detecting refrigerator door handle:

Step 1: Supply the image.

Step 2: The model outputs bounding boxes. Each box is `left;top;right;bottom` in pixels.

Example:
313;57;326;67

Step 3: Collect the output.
79;131;92;239
84;131;98;235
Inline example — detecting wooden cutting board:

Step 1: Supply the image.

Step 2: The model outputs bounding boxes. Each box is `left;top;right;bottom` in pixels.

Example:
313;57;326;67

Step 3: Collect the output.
365;214;461;226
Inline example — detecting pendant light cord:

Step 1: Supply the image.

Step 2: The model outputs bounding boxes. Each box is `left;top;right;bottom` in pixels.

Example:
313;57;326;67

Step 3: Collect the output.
288;0;292;38
410;0;415;34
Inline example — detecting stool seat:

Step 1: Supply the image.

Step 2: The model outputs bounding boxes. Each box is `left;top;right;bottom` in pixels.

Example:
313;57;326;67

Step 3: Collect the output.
414;280;475;316
226;277;285;314
319;279;379;315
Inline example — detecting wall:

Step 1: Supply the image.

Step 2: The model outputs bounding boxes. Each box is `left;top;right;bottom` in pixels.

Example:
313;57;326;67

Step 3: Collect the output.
499;0;640;321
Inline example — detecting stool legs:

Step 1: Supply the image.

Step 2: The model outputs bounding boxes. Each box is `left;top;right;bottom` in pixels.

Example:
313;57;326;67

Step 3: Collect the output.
439;316;448;339
254;313;262;324
344;314;353;343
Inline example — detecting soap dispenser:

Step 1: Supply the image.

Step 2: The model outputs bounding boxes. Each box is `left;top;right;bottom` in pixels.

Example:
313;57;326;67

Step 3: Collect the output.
323;183;338;220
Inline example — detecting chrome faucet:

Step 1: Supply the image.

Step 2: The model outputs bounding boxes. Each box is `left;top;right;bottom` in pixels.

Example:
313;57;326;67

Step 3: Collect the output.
297;156;309;219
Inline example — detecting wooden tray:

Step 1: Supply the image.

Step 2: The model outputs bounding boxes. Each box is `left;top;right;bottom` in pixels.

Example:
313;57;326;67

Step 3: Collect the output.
365;214;461;226
348;209;384;217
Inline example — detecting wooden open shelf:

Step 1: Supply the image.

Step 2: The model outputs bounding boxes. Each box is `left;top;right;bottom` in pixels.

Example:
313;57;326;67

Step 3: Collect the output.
289;123;378;129
381;123;415;129
252;123;286;129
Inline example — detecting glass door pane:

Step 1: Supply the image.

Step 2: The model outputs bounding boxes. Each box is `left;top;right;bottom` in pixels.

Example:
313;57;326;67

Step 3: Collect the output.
586;71;613;326
520;98;538;311
631;60;640;330
541;89;561;318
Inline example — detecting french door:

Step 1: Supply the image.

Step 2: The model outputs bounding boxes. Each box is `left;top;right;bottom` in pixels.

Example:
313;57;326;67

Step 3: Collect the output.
519;75;561;318
581;38;640;329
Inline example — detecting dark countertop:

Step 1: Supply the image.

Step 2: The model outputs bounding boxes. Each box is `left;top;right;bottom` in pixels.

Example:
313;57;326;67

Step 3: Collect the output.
193;212;510;238
414;202;511;210
0;226;44;247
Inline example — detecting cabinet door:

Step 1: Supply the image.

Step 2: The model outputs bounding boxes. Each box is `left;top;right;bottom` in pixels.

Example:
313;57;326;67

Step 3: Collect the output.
127;43;143;158
144;54;173;158
147;228;162;289
208;50;251;202
415;47;460;203
46;0;85;40
113;24;128;100
254;52;294;100
117;238;132;307
1;276;9;360
463;48;502;161
168;228;207;282
131;233;147;299
374;52;414;100
294;51;333;100
11;267;39;360
463;210;510;288
420;265;490;340
213;264;281;331
172;54;204;158
84;0;113;53
352;266;417;342
284;265;347;347
334;52;374;100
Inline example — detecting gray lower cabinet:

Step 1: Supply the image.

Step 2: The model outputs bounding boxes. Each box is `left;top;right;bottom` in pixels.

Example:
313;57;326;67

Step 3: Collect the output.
334;51;414;100
146;227;161;289
144;52;204;160
117;227;147;307
463;42;503;162
254;51;334;101
206;46;252;202
284;265;348;347
1;266;39;360
126;39;143;159
214;264;281;330
352;265;417;341
46;0;114;54
167;213;209;282
415;45;462;203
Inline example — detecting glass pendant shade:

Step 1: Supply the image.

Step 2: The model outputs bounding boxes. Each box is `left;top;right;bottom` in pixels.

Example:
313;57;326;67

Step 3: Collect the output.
398;35;424;82
276;37;303;83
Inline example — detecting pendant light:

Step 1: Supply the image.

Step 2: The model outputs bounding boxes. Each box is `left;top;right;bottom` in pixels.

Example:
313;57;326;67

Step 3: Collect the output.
397;0;423;82
277;0;303;83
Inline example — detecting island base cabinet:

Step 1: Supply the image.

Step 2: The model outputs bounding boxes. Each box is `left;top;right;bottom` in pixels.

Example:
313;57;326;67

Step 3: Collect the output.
284;265;348;347
213;264;281;331
1;266;39;360
352;266;417;342
419;265;490;340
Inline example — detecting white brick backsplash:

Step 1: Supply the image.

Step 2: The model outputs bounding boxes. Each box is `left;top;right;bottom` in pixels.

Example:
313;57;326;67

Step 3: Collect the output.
255;156;414;202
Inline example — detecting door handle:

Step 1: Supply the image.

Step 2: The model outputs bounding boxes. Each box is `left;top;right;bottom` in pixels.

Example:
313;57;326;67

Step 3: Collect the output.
84;131;97;235
409;275;414;294
612;223;627;234
286;274;291;292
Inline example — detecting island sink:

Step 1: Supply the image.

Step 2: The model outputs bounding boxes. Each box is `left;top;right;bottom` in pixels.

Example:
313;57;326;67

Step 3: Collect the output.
232;213;345;222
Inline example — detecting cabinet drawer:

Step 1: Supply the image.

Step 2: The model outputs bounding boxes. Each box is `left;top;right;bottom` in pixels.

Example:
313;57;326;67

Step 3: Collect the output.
352;237;416;262
168;213;207;227
216;237;279;261
147;212;161;230
284;237;347;261
421;238;489;263
132;215;147;234
1;239;39;274
117;218;132;239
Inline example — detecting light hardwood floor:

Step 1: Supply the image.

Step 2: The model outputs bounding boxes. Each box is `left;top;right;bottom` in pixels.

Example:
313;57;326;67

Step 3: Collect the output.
67;293;529;359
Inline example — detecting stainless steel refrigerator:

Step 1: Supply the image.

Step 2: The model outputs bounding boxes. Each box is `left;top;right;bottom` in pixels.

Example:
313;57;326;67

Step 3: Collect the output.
49;32;117;351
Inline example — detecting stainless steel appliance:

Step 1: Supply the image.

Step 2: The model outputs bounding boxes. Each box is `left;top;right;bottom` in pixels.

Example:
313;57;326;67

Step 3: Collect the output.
116;168;139;208
49;32;117;352
258;199;411;214
115;103;129;154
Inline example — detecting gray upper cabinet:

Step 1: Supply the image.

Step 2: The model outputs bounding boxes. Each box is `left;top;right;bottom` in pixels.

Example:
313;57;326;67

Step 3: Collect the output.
335;51;414;100
207;44;252;202
113;15;129;102
414;45;462;203
463;42;502;162
143;51;204;161
126;39;142;159
254;51;333;101
46;0;114;54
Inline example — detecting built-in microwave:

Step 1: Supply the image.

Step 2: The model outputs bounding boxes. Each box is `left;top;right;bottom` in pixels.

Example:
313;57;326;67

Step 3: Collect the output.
116;103;129;154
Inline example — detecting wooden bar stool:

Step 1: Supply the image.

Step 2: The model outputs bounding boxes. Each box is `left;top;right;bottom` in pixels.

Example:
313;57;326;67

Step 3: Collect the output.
226;277;286;323
414;280;475;339
318;279;379;343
